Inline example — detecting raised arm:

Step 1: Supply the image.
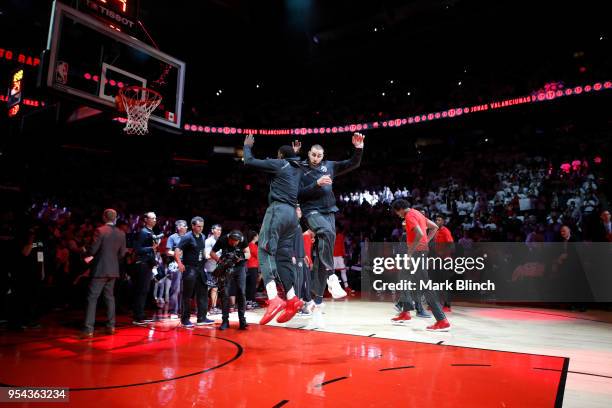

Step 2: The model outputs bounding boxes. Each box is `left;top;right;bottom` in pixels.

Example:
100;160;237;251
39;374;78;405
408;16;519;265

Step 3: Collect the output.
243;134;284;173
333;133;365;176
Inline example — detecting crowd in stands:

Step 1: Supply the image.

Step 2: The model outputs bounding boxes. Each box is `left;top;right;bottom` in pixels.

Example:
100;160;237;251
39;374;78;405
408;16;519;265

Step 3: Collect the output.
1;124;610;327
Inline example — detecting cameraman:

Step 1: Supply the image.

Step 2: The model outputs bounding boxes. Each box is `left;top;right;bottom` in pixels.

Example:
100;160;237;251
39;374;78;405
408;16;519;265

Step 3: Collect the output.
132;212;159;325
175;217;213;328
210;230;250;330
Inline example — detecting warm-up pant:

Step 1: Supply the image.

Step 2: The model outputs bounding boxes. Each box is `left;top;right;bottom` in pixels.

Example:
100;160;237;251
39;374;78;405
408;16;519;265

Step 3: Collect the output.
257;202;298;286
398;251;446;321
306;211;336;298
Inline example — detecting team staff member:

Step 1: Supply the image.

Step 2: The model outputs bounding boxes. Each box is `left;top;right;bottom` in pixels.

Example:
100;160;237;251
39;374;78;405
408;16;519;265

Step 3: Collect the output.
132;212;158;325
81;209;127;338
175;217;213;328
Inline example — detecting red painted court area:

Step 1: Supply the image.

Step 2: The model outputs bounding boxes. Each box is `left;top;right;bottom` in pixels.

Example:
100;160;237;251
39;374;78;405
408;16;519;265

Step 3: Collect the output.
1;320;568;407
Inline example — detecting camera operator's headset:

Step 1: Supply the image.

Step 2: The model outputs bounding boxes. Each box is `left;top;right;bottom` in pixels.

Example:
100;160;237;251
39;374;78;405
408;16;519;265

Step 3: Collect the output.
213;230;245;280
228;230;244;243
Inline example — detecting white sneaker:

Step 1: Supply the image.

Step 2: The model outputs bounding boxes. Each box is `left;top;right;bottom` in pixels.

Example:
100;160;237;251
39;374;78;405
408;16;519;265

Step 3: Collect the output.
170;314;179;320
305;305;326;330
327;274;347;299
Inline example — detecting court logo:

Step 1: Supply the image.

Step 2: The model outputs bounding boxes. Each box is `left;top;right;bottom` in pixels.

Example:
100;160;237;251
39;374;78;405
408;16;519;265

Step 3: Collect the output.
55;61;69;85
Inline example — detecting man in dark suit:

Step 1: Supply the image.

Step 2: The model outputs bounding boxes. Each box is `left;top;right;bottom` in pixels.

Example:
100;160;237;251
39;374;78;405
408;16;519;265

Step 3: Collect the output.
591;210;612;242
556;225;592;311
81;209;127;338
132;211;158;325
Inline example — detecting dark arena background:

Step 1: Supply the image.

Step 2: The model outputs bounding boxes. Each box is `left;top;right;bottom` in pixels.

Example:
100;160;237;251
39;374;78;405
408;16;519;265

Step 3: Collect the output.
1;1;611;407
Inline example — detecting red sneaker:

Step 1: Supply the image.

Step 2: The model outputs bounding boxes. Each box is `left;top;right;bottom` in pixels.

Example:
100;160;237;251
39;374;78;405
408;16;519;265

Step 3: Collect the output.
276;297;304;323
391;311;411;325
443;306;452;313
259;297;287;325
426;318;451;332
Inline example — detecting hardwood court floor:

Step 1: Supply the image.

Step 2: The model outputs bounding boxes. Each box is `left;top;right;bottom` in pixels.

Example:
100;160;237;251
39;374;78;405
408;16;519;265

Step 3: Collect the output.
0;303;583;407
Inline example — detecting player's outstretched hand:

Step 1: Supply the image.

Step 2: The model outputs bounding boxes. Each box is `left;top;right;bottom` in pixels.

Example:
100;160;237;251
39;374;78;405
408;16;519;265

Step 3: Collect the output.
292;140;302;153
244;134;255;147
352;132;365;148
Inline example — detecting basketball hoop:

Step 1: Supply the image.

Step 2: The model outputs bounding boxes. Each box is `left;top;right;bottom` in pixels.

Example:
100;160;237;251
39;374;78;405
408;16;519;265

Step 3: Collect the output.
117;86;162;135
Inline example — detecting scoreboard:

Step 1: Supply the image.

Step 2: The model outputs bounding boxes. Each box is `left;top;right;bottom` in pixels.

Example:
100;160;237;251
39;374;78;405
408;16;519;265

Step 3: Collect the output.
78;0;140;31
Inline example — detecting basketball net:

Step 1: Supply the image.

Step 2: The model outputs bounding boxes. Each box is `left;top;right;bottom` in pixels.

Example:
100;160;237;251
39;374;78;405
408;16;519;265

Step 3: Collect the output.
118;86;162;135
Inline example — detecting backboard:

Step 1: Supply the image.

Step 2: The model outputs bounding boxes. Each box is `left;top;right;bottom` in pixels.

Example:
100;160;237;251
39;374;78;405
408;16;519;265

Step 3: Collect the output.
45;1;185;129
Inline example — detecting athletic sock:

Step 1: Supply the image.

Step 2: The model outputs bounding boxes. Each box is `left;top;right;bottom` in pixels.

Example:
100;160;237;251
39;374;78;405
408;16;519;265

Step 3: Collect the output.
266;281;278;300
287;287;296;300
340;270;348;286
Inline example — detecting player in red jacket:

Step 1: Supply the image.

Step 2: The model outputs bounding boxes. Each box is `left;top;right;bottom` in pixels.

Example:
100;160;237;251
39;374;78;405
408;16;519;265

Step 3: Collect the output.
433;215;454;312
333;226;353;294
390;200;451;332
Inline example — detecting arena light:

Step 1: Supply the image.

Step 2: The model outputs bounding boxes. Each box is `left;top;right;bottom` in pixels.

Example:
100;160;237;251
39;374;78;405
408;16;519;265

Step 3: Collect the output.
119;80;612;134
0;47;41;66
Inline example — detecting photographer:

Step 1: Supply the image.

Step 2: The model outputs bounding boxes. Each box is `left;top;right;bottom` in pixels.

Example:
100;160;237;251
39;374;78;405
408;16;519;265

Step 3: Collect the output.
210;230;250;330
175;217;213;328
132;212;160;325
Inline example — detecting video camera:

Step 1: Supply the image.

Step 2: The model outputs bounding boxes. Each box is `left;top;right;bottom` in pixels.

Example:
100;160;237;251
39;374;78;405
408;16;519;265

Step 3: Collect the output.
213;248;245;279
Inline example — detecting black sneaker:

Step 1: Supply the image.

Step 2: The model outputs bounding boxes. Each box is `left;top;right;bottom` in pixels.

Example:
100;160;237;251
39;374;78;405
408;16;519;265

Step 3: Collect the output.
182;321;195;329
219;320;230;331
239;320;248;330
196;318;215;326
79;330;94;339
